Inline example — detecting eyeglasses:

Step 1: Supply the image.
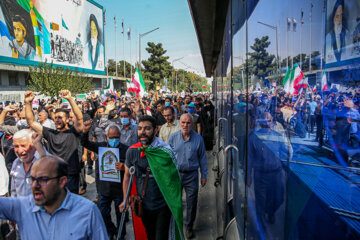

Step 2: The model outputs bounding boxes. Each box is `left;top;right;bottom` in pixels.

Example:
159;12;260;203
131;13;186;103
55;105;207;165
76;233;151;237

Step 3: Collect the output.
30;176;60;186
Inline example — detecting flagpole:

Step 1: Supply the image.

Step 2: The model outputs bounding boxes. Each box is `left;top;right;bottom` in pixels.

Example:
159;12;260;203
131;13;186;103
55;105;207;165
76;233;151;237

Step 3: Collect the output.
310;0;313;73
286;17;289;69
130;28;132;77
300;9;303;68
115;16;118;77
123;19;125;78
320;0;325;70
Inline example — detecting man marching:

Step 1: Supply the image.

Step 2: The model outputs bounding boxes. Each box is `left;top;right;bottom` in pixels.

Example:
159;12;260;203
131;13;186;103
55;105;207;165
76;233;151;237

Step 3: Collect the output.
119;115;183;240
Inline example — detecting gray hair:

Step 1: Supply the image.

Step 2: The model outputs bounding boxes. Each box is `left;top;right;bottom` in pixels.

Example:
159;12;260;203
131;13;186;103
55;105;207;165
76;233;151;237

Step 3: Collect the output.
13;129;34;141
180;113;193;123
105;124;121;136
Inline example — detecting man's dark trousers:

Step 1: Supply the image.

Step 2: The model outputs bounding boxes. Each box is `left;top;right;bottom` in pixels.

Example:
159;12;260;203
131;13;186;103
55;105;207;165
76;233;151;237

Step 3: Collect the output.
98;194;125;238
180;170;199;231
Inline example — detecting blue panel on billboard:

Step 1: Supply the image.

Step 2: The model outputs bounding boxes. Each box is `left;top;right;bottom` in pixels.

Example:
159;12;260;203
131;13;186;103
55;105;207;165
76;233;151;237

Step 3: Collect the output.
0;0;105;75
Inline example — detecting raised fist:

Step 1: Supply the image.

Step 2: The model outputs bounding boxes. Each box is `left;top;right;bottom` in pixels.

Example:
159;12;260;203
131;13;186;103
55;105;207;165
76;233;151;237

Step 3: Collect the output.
24;91;35;104
59;90;72;100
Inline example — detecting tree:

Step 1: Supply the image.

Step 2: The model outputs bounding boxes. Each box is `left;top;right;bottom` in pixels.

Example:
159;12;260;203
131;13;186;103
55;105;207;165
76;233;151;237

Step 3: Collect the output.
28;62;94;98
247;36;275;78
107;59;135;77
142;42;172;89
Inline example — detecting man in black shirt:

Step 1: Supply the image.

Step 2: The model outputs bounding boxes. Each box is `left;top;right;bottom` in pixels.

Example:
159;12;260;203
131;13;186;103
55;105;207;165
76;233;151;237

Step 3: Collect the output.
24;90;83;194
81;120;128;239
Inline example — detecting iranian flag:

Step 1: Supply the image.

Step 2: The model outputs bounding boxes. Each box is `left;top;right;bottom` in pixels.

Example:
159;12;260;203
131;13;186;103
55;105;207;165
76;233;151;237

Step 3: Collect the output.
283;67;291;93
312;86;317;93
293;74;308;95
131;68;146;97
126;79;139;94
129;140;184;240
289;64;304;95
321;70;328;91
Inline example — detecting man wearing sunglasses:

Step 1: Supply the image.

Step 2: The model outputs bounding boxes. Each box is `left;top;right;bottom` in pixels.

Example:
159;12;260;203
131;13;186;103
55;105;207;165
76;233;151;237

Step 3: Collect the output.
0;155;108;240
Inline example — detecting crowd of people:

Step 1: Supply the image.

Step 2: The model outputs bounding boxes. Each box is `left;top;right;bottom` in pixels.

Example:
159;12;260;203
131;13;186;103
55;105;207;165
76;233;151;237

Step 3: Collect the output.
231;84;360;166
0;88;215;240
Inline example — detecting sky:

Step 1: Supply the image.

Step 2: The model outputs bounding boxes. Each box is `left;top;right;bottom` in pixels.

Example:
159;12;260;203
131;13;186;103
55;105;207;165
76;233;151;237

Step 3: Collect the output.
96;0;206;77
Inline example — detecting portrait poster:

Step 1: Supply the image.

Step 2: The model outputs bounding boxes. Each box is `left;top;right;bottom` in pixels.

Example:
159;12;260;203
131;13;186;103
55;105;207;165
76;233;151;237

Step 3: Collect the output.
0;0;105;74
325;0;360;67
98;147;121;183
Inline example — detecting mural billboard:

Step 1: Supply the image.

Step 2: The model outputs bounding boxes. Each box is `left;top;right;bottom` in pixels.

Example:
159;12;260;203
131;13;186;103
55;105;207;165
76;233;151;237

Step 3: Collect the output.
0;0;105;75
325;0;360;68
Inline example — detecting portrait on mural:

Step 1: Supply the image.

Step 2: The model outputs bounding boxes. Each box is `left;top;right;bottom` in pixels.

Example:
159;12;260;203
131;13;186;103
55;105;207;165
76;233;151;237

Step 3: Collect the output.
85;14;104;70
0;0;105;74
325;0;360;66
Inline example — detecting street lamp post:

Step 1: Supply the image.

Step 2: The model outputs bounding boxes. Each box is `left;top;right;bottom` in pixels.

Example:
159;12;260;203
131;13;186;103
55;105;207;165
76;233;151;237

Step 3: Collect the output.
171;57;184;91
257;21;279;72
138;27;160;71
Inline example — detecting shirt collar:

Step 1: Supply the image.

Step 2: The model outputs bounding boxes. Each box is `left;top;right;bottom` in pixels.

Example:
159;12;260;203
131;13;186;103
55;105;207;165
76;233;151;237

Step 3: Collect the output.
32;190;72;213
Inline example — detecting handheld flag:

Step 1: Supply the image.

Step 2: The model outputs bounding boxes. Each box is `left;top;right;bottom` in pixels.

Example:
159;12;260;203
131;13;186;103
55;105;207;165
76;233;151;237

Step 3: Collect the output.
321;70;328;91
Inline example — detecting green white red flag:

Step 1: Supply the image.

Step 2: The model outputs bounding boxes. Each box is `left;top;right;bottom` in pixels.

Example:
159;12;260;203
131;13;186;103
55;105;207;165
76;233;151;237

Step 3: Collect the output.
128;68;146;98
321;70;328;91
129;140;184;240
283;67;291;93
289;64;304;95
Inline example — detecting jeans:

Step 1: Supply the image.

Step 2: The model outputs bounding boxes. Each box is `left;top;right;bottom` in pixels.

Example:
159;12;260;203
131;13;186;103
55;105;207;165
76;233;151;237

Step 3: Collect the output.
142;206;172;240
180;171;199;230
66;174;79;194
97;194;125;239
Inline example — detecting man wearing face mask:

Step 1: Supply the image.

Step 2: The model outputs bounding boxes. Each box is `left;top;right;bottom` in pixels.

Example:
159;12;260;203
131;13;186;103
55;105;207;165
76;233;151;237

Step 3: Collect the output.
10;129;46;197
187;103;201;134
81;120;128;239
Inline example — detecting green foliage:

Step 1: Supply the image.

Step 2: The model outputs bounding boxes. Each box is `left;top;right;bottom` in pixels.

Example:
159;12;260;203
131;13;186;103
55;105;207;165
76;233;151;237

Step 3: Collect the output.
171;70;209;92
142;42;172;88
107;59;135;77
247;36;275;77
28;62;94;98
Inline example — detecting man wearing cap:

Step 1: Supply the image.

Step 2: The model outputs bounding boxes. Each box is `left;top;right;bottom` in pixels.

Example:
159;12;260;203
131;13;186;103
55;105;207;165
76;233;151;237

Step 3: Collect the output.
187;103;201;134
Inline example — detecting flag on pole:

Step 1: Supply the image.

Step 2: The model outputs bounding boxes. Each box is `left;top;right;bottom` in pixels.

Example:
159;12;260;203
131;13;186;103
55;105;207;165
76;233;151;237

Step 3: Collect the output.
62;18;69;30
312;85;317;93
321;70;328;91
129;141;184;240
283;66;291;93
127;27;131;40
132;68;146;97
294;74;308;94
126;79;138;93
287;17;292;31
121;20;124;34
290;64;304;95
50;22;59;31
293;18;297;32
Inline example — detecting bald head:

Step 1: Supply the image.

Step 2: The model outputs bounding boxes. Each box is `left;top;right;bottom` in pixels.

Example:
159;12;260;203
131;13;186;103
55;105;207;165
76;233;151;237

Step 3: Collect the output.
32;155;68;178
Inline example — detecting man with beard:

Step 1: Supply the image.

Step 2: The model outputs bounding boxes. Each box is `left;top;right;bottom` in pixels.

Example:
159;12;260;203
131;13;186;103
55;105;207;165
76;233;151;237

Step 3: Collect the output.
0;155;108;239
81;121;128;239
10;129;45;197
168;113;208;239
24;90;84;194
119;115;184;240
159;106;180;143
